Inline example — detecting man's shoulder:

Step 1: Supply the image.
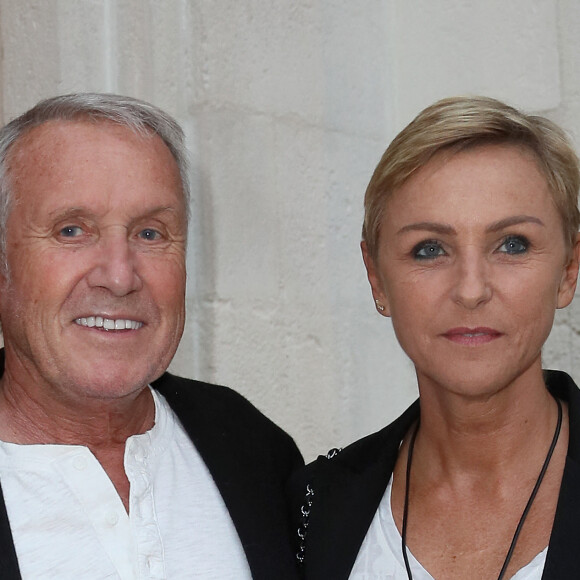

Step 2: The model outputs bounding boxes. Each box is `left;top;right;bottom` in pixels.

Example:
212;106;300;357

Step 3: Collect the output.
152;371;276;422
152;371;253;407
151;371;302;460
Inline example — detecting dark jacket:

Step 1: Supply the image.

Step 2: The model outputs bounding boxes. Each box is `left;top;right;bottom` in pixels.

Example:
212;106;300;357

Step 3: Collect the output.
289;370;580;579
0;364;303;580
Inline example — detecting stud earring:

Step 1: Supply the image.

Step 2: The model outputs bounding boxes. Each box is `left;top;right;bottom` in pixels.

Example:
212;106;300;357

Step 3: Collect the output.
375;299;385;312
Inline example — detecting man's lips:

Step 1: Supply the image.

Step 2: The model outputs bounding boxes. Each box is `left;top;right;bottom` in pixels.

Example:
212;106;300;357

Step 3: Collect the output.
442;327;503;345
74;316;143;331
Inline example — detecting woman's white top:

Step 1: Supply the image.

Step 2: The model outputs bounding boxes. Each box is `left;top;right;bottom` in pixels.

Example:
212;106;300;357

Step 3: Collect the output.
350;476;547;580
0;388;252;579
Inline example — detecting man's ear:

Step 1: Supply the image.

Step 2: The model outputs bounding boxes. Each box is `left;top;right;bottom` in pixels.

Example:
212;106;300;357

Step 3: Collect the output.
361;241;390;317
557;233;580;309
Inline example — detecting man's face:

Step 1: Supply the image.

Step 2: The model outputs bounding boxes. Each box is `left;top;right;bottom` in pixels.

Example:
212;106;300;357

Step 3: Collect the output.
0;120;187;404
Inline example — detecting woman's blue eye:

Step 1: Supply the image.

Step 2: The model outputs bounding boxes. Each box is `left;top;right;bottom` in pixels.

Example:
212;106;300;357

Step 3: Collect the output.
413;241;445;260
139;229;161;241
499;236;528;255
59;226;83;237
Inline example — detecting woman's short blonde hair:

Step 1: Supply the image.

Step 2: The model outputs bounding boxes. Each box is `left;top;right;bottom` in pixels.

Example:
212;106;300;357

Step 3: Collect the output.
363;96;580;260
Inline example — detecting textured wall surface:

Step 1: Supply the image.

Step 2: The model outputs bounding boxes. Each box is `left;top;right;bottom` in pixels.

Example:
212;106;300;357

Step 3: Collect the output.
0;0;578;459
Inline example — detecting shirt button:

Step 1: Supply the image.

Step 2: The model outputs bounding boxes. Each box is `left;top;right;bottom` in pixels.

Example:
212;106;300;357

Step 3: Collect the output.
147;557;163;575
73;456;87;470
105;511;119;526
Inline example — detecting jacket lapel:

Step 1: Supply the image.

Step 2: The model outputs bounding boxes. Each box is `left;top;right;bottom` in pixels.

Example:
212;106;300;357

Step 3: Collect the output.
543;371;580;579
304;402;419;580
0;351;21;578
305;455;397;580
153;372;301;580
0;482;21;579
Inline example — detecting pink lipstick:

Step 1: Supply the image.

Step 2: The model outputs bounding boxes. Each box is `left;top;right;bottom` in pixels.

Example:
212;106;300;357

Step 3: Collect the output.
442;327;502;346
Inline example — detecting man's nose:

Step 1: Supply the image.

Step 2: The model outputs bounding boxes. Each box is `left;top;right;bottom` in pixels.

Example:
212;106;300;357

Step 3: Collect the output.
451;251;492;309
86;234;143;296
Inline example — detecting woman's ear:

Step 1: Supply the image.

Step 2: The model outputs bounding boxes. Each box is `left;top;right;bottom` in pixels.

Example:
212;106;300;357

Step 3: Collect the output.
361;241;390;317
557;233;580;309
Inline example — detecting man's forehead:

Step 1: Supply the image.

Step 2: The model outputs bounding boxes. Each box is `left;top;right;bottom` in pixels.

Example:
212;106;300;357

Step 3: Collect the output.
5;119;186;218
6;119;182;193
9;118;160;161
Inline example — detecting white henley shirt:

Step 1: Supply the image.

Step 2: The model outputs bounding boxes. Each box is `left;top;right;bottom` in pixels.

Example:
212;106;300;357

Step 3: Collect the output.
0;388;252;579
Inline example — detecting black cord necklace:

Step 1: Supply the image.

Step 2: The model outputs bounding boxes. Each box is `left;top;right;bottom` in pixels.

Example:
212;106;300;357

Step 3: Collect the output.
401;397;563;580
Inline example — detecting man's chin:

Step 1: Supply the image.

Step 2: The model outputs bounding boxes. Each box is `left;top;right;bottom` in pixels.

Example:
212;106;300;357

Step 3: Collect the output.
51;363;162;402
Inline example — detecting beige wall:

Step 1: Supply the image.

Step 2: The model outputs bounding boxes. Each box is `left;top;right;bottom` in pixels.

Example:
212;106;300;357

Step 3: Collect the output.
0;0;578;459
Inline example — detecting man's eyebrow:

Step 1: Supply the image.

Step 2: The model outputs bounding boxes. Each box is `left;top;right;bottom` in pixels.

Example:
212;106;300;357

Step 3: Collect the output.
130;206;186;228
397;222;456;236
47;207;96;221
47;205;181;221
485;215;545;232
137;206;183;218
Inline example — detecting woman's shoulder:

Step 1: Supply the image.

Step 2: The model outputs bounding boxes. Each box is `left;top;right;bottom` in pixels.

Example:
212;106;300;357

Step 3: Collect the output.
287;399;420;522
286;401;420;576
544;369;580;398
291;398;420;489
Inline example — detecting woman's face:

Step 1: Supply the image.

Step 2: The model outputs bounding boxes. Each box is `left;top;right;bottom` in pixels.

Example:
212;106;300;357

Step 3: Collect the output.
363;143;580;399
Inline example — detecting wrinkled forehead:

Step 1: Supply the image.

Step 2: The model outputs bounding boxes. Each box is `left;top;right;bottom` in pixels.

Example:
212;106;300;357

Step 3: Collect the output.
7;120;185;201
8;119;163;170
3;120;188;236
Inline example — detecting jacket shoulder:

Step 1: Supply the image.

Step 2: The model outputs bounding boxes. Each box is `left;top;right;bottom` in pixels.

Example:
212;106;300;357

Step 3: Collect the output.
152;371;303;469
293;398;419;486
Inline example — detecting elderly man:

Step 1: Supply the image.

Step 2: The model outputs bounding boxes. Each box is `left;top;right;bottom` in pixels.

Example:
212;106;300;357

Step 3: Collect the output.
0;94;302;579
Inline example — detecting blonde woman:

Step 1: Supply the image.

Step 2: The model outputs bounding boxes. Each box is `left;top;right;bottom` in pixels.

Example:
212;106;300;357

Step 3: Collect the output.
292;97;580;580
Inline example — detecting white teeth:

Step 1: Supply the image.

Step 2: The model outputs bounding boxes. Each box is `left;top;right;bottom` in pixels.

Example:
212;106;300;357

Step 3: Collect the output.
74;317;143;330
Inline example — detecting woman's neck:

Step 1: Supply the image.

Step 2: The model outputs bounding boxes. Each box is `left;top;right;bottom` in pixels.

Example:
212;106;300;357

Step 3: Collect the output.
413;367;561;482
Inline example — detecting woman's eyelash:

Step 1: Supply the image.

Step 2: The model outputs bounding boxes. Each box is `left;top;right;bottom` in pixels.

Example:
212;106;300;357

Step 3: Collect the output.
410;235;530;260
412;240;446;260
498;235;529;255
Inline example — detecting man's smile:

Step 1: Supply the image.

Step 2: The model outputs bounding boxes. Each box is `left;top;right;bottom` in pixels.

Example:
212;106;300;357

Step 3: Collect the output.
74;316;143;330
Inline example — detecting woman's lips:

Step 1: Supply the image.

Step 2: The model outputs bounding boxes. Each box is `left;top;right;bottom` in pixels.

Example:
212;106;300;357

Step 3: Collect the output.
442;327;503;346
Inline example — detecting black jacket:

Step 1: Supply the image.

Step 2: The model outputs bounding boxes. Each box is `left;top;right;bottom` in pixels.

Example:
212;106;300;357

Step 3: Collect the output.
0;365;303;580
289;370;580;579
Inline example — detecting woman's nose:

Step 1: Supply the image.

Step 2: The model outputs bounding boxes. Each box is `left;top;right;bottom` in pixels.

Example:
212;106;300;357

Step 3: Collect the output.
451;251;492;309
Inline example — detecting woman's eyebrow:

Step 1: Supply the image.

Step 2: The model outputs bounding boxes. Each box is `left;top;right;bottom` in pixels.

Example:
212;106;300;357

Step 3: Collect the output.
486;215;545;233
397;222;455;236
397;215;545;236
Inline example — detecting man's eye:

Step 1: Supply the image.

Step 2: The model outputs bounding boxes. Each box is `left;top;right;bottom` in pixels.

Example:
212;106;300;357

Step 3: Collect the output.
498;235;528;255
138;228;161;241
59;226;83;237
413;240;445;260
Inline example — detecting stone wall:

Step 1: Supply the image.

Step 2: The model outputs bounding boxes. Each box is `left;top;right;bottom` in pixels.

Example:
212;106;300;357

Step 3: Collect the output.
0;0;578;459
